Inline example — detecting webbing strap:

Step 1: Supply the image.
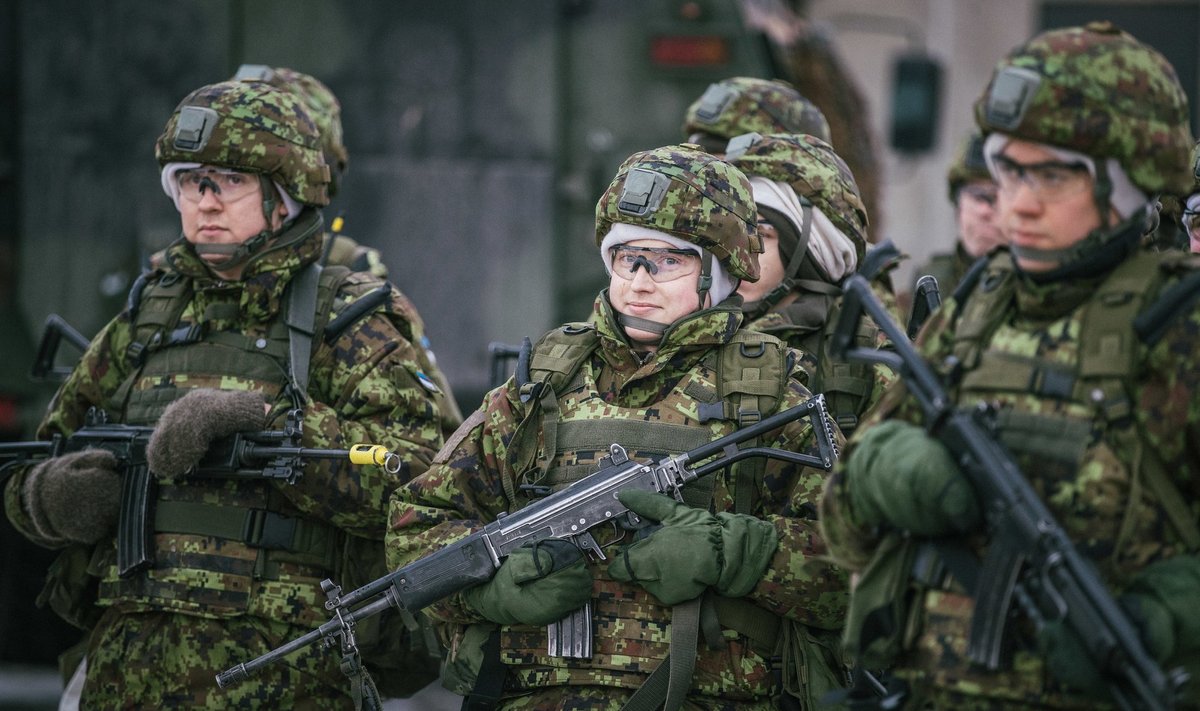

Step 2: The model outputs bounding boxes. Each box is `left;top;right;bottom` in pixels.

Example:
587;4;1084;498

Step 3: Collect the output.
285;262;322;400
153;500;335;563
620;597;702;711
712;595;781;656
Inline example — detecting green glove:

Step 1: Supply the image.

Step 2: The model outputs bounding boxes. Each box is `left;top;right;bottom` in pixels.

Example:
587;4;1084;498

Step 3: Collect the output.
461;539;592;626
607;489;778;606
1039;554;1200;693
844;420;980;536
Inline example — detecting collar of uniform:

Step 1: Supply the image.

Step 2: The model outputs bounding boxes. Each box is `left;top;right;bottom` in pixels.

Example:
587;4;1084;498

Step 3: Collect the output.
592;291;743;373
1012;269;1108;324
164;209;324;282
164;210;325;324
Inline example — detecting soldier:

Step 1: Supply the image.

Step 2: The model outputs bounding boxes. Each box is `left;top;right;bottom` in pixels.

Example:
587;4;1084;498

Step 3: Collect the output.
726;131;895;436
1185;140;1200;253
682;76;832;156
915;129;1005;292
386;144;849;709
3;80;453;707
820;21;1200;708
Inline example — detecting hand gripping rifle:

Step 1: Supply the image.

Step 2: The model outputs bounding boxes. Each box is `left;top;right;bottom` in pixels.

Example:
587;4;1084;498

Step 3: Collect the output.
216;394;839;690
0;407;403;577
829;274;1189;711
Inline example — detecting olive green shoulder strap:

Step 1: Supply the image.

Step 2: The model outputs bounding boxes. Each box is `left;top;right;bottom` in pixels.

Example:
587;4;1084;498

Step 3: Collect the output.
950;251;1018;369
712;329;789;516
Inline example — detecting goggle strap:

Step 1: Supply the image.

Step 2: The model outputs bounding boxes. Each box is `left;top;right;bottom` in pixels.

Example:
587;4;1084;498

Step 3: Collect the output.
697;251;713;309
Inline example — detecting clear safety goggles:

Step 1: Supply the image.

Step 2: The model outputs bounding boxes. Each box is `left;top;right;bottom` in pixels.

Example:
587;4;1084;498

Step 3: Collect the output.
991;154;1091;201
609;245;700;283
959;183;998;207
175;168;260;204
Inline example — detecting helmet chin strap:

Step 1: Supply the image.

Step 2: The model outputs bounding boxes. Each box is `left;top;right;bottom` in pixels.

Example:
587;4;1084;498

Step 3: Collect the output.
192;175;284;273
742;201;813;320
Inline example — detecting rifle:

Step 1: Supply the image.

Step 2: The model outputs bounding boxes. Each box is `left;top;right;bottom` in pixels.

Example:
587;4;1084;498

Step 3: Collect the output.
906;274;941;340
829;274;1189;711
0;407;403;577
30;314;91;382
216;394;839;689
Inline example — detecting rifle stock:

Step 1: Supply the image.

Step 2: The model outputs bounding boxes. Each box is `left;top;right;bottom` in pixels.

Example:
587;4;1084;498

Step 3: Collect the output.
830;274;1188;711
216;394;838;689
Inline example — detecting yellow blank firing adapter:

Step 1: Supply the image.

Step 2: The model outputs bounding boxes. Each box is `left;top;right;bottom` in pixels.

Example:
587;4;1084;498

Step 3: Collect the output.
349;444;402;474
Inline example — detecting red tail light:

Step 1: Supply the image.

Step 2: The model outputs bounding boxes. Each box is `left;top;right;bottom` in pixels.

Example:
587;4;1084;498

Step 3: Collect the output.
650;35;730;67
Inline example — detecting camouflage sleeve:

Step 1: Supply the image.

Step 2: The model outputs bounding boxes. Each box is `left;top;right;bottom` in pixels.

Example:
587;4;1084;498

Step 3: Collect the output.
385;384;522;623
739;372;850;630
4;314;134;546
274;287;448;538
1136;300;1200;500
818;298;960;572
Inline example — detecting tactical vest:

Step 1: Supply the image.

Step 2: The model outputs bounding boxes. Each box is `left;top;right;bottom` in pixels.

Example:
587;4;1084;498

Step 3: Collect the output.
947;250;1199;561
466;323;844;706
95;262;357;623
750;295;882;435
846;249;1200;703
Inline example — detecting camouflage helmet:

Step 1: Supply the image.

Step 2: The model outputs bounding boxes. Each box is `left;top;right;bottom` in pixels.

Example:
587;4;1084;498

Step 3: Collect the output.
155;80;331;206
945;130;991;202
726;132;868;260
1191;139;1200;195
596;144;760;281
974;20;1192;197
232;65;349;197
682;77;832;150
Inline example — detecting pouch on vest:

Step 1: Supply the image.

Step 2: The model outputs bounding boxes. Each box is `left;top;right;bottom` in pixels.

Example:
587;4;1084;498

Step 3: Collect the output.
440;622;498;697
842;532;922;671
36;543;103;632
781;622;850;710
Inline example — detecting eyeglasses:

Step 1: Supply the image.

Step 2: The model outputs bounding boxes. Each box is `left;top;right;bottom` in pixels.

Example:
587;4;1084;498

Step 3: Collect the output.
991;154;1091;201
1183;208;1200;239
609;245;699;283
959;184;998;207
176;168;260;204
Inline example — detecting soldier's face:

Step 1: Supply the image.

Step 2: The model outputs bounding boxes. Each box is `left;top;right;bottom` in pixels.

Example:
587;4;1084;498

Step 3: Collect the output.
609;238;704;348
995;140;1112;273
737;218;785;302
179;168;287;267
955;179;1004;258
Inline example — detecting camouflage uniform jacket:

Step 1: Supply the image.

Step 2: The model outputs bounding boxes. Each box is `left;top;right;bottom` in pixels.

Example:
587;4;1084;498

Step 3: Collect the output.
745;290;896;435
820;247;1200;708
912;243;976;298
4;209;451;627
387;292;849;708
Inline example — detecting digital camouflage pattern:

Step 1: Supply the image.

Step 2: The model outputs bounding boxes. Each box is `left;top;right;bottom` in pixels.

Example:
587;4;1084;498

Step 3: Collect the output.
595;144;761;281
387;293;849;709
728;132;868;258
820;246;1200;707
3;211;452;707
155;80;331;206
234;65;351;198
946;130;991;202
683;77;832;146
974;20;1193;197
